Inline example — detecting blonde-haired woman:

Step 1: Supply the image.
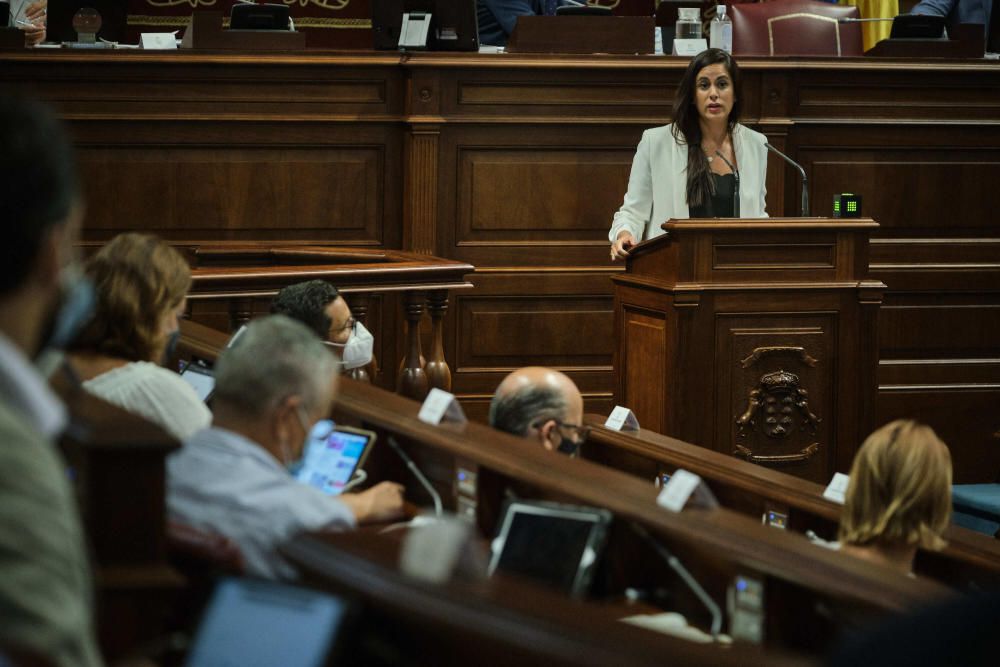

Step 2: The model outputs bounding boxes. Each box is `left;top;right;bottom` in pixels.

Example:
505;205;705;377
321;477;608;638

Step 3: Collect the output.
67;233;211;440
839;420;952;576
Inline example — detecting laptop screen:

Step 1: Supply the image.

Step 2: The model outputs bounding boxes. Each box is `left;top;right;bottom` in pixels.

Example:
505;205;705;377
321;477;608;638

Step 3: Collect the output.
185;578;348;667
295;427;375;496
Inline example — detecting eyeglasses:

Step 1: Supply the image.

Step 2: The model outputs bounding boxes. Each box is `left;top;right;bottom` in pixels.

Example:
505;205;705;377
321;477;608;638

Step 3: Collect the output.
328;317;357;344
531;418;591;446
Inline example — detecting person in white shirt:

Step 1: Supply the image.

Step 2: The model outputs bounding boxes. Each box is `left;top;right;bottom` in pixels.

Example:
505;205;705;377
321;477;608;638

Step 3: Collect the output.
66;233;212;441
610;48;769;261
168;315;406;580
0;94;101;667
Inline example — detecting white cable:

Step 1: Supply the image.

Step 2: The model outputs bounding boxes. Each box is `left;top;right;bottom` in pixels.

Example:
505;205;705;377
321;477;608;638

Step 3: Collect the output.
341;468;368;492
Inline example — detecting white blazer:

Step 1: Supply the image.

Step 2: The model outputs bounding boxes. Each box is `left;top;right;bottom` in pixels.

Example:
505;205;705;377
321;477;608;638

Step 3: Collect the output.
608;123;769;243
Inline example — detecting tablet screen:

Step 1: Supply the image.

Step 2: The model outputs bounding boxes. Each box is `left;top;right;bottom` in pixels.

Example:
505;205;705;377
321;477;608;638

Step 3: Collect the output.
490;502;611;597
185;578;347;667
296;428;374;496
180;363;216;402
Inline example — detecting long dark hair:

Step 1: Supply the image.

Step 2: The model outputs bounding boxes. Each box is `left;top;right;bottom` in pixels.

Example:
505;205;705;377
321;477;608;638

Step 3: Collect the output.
670;49;743;208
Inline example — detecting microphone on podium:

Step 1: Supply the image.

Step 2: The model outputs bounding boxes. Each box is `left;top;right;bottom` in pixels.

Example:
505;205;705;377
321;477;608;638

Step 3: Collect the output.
713;150;740;217
764;143;810;216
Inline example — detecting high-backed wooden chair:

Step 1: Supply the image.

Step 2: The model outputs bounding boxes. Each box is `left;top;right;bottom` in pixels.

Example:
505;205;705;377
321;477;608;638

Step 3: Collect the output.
730;0;864;56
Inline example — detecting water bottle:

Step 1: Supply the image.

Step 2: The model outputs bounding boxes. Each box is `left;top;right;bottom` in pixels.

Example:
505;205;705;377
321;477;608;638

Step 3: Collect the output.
710;5;733;53
675;7;702;41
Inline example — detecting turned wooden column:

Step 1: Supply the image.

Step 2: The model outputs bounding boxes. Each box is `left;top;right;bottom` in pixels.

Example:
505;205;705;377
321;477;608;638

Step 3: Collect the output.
397;290;429;400
425;289;451;392
344;293;377;385
228;297;255;332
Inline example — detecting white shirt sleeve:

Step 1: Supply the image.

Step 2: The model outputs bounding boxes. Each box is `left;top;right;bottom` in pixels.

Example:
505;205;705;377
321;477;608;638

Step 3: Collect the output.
609;129;654;243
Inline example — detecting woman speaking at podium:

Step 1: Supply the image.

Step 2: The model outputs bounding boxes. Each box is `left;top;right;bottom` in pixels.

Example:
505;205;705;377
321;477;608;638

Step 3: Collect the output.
609;48;769;261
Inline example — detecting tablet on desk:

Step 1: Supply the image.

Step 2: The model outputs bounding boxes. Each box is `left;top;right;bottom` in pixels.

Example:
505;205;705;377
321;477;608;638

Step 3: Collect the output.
177;325;245;402
185;577;350;667
179;361;215;402
489;500;612;598
296;426;376;496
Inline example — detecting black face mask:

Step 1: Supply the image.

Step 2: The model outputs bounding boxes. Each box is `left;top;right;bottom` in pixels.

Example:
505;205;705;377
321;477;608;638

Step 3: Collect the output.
162;329;181;366
557;437;581;457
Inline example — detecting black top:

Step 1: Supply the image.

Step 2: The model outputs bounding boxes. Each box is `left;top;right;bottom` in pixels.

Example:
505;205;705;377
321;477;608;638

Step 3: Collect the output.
688;173;737;218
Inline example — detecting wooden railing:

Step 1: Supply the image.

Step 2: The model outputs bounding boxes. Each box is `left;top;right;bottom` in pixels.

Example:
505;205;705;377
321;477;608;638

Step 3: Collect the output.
177;244;473;400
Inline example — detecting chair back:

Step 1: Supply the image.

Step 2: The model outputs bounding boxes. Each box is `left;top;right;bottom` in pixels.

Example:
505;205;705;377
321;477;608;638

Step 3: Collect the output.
730;0;863;56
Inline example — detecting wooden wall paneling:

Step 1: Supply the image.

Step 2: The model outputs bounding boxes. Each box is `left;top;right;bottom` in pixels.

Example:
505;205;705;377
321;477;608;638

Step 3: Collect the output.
404;122;441;254
71;120;403;246
449;270;617;422
791;122;1000;481
435;61;678;121
404;67;442;255
437;123;645;268
0;52;404;119
618;295;673;432
0;53;406;247
876;292;1000;483
781;64;1000;122
757;122;791;218
794;126;1000;233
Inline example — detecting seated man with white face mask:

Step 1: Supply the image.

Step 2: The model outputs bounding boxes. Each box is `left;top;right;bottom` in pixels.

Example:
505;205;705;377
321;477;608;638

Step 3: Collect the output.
270;280;375;374
167;315;404;580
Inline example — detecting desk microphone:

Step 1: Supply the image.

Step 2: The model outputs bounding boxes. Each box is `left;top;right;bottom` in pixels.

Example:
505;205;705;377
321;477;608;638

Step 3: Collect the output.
387;436;444;517
631;522;723;638
713;150;740;217
764;143;810;216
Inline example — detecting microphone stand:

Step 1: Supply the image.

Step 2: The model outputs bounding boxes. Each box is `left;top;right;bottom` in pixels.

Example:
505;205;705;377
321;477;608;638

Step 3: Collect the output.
713;150;740;217
387;436;444;517
765;143;810;216
631;522;723;638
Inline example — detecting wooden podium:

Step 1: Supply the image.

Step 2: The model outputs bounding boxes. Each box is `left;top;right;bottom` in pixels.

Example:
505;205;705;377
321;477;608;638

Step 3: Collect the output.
612;218;885;483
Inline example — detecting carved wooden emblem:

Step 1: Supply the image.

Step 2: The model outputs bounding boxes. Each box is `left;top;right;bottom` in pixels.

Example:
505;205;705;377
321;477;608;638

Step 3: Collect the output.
734;349;822;465
737;369;820;439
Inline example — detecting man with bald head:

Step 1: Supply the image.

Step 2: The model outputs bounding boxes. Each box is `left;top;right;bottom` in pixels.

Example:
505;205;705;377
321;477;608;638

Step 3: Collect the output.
488;366;588;455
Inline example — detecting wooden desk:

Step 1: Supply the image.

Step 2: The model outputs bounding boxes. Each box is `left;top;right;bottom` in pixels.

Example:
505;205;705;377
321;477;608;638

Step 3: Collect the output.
581;414;1000;591
4;51;998;481
336;377;954;655
172;323;955;655
284;531;809;667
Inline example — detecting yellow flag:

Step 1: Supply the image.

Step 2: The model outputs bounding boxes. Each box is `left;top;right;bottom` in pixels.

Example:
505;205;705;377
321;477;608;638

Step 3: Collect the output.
841;0;899;52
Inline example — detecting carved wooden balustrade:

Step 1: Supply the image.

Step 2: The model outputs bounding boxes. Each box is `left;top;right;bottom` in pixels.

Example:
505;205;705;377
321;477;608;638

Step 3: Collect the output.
176;245;473;400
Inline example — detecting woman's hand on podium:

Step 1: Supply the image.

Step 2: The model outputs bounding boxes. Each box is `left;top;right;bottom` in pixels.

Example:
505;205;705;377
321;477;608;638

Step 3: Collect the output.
611;231;636;261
